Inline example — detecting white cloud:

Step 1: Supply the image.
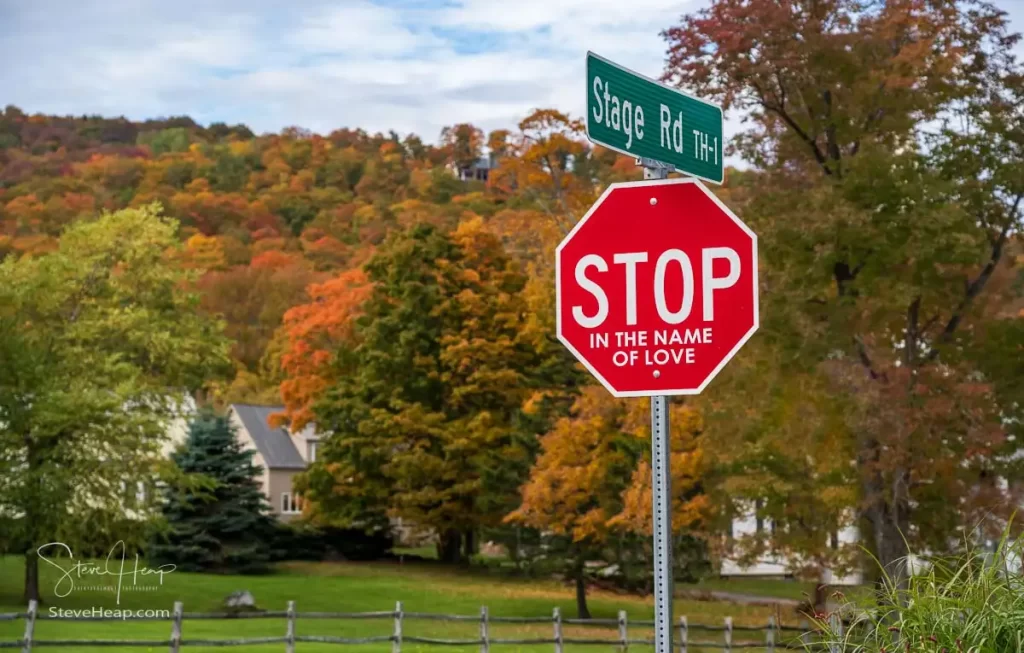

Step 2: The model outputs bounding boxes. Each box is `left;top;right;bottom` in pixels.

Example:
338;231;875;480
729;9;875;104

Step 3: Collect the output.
0;0;1021;169
436;0;686;34
0;0;700;142
288;1;443;57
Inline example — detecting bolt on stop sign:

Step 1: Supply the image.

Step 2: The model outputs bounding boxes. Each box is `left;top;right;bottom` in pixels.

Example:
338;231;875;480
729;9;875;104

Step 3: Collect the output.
556;177;758;397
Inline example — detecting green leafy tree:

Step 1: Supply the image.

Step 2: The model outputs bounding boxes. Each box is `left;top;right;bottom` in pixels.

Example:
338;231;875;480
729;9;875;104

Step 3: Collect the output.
149;411;274;573
663;0;1024;596
0;204;231;601
296;219;551;562
138;127;191;155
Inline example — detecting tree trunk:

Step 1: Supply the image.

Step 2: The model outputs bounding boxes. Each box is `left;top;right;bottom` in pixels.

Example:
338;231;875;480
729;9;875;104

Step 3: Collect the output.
860;435;911;604
462;529;476;563
871;500;910;596
437;529;463;564
812;582;829;616
512;527;521;570
24;548;40;604
574;556;591;619
23;439;43;605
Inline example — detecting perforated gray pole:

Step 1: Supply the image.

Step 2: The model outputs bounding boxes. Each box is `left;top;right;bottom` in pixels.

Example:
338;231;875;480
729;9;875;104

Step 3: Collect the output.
651;394;673;652
644;159;674;653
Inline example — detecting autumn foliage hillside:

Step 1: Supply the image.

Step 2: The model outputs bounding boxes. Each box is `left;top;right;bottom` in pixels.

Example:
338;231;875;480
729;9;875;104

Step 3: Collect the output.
0;105;642;401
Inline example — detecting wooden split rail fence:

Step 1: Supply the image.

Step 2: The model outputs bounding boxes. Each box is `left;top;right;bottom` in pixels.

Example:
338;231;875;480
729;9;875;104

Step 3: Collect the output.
2;600;838;652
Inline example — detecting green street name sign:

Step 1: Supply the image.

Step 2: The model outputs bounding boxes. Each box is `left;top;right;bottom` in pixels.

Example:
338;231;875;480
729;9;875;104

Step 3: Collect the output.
585;51;724;184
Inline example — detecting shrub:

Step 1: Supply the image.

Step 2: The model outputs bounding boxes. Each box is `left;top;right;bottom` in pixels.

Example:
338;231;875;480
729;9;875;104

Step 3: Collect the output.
812;529;1024;652
269;522;393;562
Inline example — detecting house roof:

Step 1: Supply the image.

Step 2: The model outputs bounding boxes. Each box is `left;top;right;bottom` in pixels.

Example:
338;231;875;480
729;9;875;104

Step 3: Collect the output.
231;404;307;470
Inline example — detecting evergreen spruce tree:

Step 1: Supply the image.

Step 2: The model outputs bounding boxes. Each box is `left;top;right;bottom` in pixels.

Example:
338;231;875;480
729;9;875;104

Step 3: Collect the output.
149;411;275;573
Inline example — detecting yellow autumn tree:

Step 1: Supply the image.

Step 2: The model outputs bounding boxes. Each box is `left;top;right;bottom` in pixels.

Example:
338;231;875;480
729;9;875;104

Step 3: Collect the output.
506;386;631;618
611;399;710;536
180;233;227;271
489;109;597;234
508;385;711;616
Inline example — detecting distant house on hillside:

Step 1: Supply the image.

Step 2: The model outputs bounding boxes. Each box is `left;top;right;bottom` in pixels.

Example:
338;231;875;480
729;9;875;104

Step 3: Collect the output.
449;153;499;182
227;403;318;522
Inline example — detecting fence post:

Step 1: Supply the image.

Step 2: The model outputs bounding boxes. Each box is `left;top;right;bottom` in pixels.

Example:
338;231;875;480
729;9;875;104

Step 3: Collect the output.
799;618;811;648
169;601;183;653
553;607;563;653
766;616;775;653
20;600;36;653
618;610;628;652
392;601;403;653
285;600;296;653
678;616;687;653
828;613;843;653
724;616;733;653
480;606;489;653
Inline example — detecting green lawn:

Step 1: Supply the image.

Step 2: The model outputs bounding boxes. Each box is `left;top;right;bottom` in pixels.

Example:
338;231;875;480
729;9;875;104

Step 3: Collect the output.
694;577;814;601
0;556;806;652
392;546;438;561
693;577;874;608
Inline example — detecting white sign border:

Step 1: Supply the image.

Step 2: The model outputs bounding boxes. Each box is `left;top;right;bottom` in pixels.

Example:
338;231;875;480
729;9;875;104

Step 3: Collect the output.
555;177;759;398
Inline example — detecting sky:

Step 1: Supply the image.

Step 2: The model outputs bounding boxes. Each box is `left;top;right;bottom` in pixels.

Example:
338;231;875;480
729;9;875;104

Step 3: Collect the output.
2;0;1024;148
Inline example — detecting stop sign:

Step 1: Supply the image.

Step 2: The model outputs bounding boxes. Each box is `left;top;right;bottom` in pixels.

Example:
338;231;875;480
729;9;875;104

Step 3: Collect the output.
556;177;758;397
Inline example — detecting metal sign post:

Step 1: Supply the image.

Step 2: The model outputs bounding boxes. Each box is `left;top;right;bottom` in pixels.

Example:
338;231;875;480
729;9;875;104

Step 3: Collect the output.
569;54;752;652
651;395;673;652
644;160;673;653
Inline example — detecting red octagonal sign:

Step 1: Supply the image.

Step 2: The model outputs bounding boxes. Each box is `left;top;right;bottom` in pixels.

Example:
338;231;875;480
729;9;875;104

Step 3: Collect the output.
556;177;758;397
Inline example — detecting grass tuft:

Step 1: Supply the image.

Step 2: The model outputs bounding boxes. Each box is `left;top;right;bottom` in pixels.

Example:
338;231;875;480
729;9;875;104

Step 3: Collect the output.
811;525;1024;653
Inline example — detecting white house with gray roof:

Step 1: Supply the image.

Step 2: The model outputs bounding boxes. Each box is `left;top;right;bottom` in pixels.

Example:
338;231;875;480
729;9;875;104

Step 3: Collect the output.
227;403;319;522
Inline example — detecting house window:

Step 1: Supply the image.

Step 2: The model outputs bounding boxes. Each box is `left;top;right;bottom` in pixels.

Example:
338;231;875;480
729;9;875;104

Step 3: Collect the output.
308;440;317;463
281;492;301;514
829;531;840;549
120;480;148;505
755;499;765;534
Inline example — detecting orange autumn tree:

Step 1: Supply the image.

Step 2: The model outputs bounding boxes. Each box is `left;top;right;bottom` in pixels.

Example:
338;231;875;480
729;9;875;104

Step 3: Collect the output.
199;255;323;384
273;268;372;431
508;387;710;618
611;399;710;544
489;109;597;233
506;386;631;619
